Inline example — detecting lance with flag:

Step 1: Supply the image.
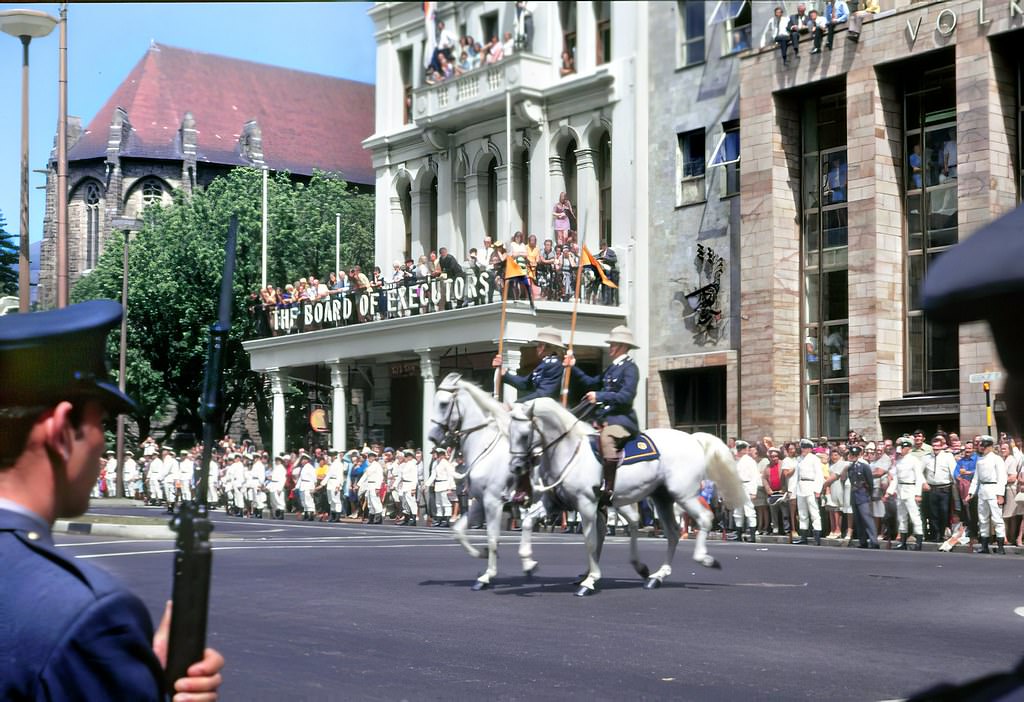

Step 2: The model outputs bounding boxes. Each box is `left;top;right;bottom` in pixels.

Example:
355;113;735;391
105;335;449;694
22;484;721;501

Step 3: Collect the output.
560;243;617;405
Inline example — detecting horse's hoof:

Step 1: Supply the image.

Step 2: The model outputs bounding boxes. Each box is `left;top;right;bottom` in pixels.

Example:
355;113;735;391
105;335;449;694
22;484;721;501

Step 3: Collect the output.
575;585;596;597
704;557;721;569
573;573;587;585
524;564;538;578
636;564;650;579
643;577;662;590
471;580;490;591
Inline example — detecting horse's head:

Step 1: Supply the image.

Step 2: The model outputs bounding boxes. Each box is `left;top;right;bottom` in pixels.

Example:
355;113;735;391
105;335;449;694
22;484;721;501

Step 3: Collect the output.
508;402;540;476
427;374;464;448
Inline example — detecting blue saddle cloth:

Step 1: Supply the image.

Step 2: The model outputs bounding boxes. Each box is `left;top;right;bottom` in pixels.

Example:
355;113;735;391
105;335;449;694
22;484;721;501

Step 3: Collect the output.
589;432;660;465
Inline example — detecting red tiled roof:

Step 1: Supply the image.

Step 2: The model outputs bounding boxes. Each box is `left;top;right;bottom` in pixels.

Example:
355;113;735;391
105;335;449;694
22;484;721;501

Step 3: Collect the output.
68;43;375;185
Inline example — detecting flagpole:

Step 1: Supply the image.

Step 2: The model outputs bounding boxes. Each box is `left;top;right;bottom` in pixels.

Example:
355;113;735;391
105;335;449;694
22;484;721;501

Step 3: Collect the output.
560;243;587;406
261;166;268;289
506;89;512;242
494;275;511;400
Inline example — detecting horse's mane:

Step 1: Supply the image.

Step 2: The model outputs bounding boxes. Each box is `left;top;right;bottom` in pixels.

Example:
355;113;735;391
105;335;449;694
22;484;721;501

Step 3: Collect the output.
456;378;511;434
526;397;595;440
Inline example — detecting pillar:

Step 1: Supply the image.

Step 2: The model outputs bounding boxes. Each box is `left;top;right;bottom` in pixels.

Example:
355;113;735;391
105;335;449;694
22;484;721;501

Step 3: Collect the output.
496;161;512;241
267;368;290;457
574;147;599;250
387;192;406;264
416;348;439;453
410;187;431;260
329;361;348;452
465;170;485;243
500;343;523;403
436;155;456;255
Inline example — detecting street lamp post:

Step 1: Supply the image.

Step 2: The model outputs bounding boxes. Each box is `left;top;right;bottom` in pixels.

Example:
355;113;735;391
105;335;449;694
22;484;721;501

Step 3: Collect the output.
111;216;141;499
0;9;58;312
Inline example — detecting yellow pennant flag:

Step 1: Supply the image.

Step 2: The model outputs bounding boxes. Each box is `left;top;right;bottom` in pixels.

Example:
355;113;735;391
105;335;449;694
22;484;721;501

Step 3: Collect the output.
504;256;527;279
581;245;618;288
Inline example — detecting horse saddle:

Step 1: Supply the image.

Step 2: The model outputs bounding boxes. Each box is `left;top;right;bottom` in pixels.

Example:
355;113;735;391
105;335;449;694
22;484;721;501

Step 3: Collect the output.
589;433;660;466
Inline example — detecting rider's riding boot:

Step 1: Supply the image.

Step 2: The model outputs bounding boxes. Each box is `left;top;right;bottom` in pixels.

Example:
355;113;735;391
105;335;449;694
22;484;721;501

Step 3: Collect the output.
813;530;822;546
996;536;1007;554
894;533;908;550
599;458;617;507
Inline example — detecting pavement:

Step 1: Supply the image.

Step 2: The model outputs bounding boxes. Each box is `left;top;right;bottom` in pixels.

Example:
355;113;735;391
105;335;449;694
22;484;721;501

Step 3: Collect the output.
56;502;1024;701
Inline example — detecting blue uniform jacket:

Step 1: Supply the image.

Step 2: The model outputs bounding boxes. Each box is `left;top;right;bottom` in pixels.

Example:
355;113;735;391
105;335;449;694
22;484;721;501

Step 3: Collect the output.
503;353;563;402
571;355;640;435
0;508;164;700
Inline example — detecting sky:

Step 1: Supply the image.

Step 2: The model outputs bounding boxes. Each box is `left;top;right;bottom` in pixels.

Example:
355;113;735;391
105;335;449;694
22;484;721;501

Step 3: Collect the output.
0;1;377;244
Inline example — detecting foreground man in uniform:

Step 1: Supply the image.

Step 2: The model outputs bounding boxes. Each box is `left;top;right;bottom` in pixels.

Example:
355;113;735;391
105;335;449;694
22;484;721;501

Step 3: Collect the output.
0;300;224;699
912;202;1024;699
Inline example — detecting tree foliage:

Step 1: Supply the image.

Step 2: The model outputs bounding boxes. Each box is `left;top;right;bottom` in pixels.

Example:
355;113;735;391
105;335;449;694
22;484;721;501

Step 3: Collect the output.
0;210;18;296
72;168;374;443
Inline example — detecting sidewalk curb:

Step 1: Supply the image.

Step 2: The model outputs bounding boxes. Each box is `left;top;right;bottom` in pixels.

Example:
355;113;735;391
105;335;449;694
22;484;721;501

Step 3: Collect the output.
54;520;174;540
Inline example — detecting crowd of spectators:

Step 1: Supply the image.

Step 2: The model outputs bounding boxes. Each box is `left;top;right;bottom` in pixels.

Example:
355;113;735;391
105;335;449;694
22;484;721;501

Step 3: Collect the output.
94;425;1023;552
761;1;880;66
425;2;535;86
249;226;619;337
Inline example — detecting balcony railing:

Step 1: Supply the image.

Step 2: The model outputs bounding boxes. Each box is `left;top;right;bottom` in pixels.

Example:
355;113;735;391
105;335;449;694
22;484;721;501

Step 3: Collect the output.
250;263;623;339
412;53;555;128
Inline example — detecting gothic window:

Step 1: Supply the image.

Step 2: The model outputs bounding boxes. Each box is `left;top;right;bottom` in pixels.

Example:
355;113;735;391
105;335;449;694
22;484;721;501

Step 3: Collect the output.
142;179;164;206
85;183;101;270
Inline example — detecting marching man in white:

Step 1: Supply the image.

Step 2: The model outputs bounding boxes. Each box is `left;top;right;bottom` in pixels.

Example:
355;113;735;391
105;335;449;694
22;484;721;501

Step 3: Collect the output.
267;455;288;520
732;440;760;543
793;438;824;545
321;448;346;522
968;435;1008;555
104;450;118;497
177;450;194;503
399;448;420;526
357;446;385;524
888;436;925;551
246;452;267;518
122;450;139;500
296;454;318;521
147;448;165;505
225;452;247;517
162;447;179;512
205;452;221;507
429;446;455;528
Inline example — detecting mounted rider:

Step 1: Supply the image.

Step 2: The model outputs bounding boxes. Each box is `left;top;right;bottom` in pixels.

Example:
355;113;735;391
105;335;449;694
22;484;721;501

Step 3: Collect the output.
492;326;565;402
565;325;641;506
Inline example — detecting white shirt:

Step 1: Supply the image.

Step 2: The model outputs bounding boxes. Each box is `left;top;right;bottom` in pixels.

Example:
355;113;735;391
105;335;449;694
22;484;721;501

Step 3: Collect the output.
892;453;925;498
796;453;824;496
969;451;1007;498
924;450;956;486
736;454;760;495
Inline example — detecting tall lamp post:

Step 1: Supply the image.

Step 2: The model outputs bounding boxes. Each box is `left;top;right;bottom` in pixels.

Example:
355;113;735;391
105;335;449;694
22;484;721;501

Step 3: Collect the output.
0;9;58;312
111;216;141;498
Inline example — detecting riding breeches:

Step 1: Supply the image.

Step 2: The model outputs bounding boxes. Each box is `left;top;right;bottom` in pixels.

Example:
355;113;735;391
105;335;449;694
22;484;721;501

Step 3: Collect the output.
599;424;631;461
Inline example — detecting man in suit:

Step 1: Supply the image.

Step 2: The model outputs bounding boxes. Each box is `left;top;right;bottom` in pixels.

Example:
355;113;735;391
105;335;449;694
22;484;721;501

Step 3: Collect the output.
437;246;465;309
788;3;811;57
566;325;641;506
0;299;223;699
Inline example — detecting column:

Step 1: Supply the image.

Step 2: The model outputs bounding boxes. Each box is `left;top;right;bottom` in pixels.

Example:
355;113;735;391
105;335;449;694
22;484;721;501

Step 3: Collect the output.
500;343;523;403
574;147;599;250
496;161;511;240
575;0;597;75
386;192;406;264
508;158;525;236
329;361;348;451
464;171;485;243
409;187;430;260
416;348;439;453
267;368;290;457
436;155;456;254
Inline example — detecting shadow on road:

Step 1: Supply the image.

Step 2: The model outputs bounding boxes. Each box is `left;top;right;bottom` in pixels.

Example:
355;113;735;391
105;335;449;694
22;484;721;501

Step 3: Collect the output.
418;575;732;596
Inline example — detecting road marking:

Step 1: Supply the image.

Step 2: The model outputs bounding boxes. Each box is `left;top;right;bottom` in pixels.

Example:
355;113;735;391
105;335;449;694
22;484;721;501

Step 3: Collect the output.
734;582;808;588
1014;606;1024;618
56;539;161;547
72;541;586;558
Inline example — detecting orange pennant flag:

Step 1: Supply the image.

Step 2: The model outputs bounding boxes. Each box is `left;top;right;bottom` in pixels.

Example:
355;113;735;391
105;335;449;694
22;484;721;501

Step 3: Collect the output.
581;245;618;288
504;256;527;279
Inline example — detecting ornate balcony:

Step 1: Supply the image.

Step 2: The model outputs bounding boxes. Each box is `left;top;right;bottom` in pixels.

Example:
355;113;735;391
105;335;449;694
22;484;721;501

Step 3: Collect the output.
412;53;555;130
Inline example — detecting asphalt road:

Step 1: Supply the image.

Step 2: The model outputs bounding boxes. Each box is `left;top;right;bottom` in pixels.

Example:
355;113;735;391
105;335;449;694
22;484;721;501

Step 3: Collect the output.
59;506;1024;701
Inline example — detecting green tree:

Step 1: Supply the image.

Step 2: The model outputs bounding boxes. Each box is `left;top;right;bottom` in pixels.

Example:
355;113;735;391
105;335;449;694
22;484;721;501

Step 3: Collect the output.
72;168;374;444
0;210;18;296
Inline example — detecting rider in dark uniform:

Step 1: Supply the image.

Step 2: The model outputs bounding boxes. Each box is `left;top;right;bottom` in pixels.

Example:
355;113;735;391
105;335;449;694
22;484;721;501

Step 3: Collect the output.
493;326;565;402
566;325;640;505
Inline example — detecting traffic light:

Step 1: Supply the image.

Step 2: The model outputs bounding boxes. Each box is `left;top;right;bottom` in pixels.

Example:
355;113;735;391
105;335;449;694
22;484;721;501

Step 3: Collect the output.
983;382;991;393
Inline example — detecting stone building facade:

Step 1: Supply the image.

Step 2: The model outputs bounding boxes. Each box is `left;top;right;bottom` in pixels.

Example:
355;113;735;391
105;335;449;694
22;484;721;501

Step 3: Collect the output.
738;0;1020;440
39;43;375;309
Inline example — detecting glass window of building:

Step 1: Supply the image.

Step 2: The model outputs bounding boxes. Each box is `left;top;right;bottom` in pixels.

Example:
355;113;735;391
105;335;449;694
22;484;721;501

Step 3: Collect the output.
709;1;751;55
84;182;101;271
398;47;413;124
677;1;705;68
141;178;164;206
559;2;577;63
481;12;498;45
677;128;705;206
802;89;848;439
904;63;958;394
595;1;611;64
709;120;740;197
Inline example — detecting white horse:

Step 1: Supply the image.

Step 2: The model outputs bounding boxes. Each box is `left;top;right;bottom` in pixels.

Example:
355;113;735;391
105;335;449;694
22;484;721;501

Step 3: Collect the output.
426;372;530;591
509;398;747;596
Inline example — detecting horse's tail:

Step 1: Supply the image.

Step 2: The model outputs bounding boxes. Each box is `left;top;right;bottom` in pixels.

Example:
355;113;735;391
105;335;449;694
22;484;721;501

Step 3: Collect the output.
692;432;746;510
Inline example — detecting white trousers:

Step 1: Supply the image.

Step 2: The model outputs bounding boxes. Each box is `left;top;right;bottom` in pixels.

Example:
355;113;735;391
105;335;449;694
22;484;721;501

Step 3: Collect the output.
328;488;343;512
232;488;246;508
149;478;163;500
268;488;285;512
797;493;822;531
978;494;1006;538
366;489;383;515
732;494;756;529
299;488;315;512
434;490;452;517
106;476;117;496
401;488;418;516
896;496;924;535
180;482;192;502
164;483;177;503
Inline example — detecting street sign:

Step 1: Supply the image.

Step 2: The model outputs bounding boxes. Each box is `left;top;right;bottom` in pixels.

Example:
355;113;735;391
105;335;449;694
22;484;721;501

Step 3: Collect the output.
969;371;1003;384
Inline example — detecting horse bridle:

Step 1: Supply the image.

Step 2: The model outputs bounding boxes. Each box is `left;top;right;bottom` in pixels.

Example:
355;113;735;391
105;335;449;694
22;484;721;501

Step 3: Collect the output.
509;408;586;490
431;384;499;453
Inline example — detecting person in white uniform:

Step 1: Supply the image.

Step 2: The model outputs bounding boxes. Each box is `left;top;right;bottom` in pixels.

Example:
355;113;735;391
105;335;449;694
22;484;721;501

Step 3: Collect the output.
322;449;345;522
793;438;824;545
357;447;385;524
122;450;140;499
146;450;165;505
731;440;759;543
888;436;925;551
104;450;118;497
161;447;179;512
177;450;194;503
245;453;266;518
266;455;287;519
295;454;318;521
429;447;455;527
224;452;247;516
398;448;420;526
968;435;1008;554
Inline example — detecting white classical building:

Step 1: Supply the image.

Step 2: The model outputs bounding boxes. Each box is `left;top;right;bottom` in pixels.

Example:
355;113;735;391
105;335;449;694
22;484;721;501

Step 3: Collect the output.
243;0;650;455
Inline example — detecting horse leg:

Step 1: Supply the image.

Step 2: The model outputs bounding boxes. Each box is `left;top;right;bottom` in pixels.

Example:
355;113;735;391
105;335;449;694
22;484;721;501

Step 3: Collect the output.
644;491;680;589
575;500;603;597
614;503;648;578
452;499;485;560
518;498;548;576
683;495;721;569
472;497;503;591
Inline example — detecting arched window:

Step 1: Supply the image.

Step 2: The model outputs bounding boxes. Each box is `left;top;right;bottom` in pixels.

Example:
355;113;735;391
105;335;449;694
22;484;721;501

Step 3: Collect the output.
486;158;498;239
562;140;578;235
85;183;101;270
597;132;612;246
142;178;164;206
